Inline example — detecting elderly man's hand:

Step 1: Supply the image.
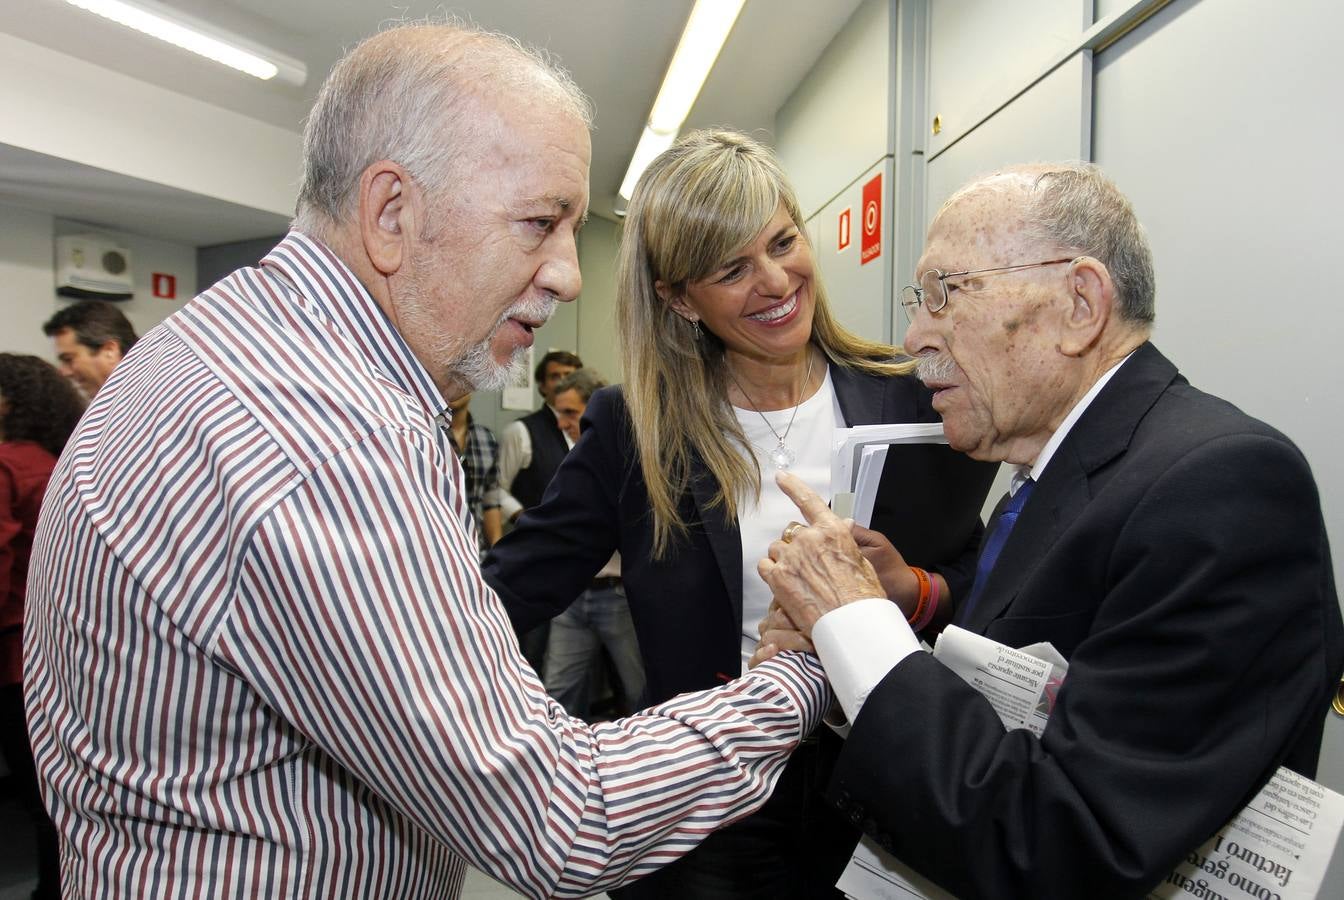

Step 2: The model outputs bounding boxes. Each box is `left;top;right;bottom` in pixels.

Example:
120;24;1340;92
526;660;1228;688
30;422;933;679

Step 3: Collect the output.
757;471;884;638
749;603;814;668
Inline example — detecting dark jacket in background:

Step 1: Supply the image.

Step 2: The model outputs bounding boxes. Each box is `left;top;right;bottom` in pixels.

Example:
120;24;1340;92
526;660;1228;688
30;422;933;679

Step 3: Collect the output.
508;406;570;511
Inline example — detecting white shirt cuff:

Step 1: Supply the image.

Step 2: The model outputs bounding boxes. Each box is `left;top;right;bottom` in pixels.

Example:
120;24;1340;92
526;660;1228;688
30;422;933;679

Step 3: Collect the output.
812;597;922;724
499;492;523;522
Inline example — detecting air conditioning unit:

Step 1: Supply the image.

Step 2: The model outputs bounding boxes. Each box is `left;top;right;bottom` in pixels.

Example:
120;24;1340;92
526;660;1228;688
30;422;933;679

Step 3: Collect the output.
54;234;134;301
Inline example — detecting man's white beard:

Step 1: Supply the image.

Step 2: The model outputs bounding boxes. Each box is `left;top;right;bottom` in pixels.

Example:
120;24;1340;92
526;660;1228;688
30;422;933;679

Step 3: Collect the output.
399;277;554;392
451;331;527;392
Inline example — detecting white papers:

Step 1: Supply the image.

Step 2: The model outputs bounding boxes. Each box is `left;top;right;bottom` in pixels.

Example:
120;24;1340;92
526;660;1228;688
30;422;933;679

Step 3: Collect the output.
831;423;947;526
850;444;890;528
837;627;1344;900
838;838;955;900
832;423;946;499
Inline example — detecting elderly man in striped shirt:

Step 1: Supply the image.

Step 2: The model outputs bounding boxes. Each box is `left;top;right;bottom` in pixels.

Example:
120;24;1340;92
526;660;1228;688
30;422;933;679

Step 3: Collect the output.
23;23;829;900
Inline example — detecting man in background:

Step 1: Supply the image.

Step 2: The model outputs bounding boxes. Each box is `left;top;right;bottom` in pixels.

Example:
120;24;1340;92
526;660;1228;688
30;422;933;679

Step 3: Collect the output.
498;349;582;670
25;22;829;899
536;369;645;720
498;349;582;523
41;299;138;398
445;392;503;555
757;162;1343;899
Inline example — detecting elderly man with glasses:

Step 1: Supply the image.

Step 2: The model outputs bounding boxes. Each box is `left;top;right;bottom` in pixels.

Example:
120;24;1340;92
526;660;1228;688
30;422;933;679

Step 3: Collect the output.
755;162;1342;899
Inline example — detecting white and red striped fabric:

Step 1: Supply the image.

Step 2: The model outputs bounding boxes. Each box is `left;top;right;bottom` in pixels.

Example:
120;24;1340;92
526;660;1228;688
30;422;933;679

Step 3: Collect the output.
23;231;829;899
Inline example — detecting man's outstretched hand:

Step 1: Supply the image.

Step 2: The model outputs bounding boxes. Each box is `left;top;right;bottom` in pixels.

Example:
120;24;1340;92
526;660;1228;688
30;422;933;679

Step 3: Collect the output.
757;471;885;638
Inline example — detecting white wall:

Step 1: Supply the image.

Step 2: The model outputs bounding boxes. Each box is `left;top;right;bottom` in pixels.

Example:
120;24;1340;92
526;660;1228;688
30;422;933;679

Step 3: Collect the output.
575;216;623;384
0;203;55;358
0;32;298;217
1;201;195;360
776;0;898;344
776;0;893;221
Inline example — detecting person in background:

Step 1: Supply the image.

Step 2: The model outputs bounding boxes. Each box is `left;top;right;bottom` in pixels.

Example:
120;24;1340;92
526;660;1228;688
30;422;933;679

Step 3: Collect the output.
484;129;994;899
497;349;583;671
23;24;831;899
41;300;138;399
0;353;85;900
756;162;1344;899
538;368;645;720
445;392;503;555
497;349;582;523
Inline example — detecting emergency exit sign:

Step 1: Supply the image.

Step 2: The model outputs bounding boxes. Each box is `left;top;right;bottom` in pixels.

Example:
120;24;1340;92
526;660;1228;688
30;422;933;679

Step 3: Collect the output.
861;174;882;265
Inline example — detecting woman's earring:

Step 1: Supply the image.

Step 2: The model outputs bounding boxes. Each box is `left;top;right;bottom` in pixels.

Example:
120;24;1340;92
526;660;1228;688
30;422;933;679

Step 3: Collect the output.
689;317;703;339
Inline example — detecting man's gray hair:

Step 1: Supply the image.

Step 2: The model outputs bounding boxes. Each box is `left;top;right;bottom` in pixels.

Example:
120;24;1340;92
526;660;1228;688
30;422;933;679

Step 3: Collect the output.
942;162;1156;325
1023;162;1156;325
553;367;606;404
293;21;592;236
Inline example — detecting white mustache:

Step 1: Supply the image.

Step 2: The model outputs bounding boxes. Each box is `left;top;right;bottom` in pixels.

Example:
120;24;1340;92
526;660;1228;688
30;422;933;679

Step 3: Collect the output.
501;295;557;330
915;353;958;384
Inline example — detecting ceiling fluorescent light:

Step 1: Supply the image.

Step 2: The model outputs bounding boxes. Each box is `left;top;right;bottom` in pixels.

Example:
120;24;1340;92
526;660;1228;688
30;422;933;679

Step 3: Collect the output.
617;127;676;205
648;0;746;134
618;0;745;200
64;0;307;86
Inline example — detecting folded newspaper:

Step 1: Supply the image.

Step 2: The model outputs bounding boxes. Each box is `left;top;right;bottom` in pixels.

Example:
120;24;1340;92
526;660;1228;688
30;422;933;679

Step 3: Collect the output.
836;627;1344;900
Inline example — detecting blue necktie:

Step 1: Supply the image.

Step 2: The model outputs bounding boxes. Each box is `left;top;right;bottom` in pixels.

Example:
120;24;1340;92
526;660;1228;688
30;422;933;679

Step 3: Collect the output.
957;478;1035;626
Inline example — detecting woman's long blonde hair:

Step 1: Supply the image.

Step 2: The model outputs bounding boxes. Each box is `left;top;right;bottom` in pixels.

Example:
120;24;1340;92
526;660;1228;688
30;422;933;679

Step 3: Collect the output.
617;129;914;558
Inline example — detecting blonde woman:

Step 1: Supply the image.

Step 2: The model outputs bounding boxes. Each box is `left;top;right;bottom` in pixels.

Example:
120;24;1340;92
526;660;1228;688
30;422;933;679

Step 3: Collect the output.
484;130;993;898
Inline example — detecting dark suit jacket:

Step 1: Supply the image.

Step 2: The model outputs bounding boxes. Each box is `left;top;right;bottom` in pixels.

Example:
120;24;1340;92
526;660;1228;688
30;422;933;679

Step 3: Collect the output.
485;363;994;704
829;343;1344;900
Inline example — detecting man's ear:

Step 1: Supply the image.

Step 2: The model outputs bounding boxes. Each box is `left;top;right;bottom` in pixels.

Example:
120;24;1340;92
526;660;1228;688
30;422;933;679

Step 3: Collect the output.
654;280;698;323
98;340;123;362
1058;256;1113;356
358;161;414;277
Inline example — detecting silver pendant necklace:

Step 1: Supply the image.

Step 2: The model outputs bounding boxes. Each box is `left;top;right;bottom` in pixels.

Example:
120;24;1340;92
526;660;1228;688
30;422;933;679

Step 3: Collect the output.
729;351;815;470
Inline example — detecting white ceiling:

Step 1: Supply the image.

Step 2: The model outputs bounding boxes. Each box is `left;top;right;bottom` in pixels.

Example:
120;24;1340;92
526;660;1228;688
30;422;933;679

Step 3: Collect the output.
0;0;865;244
0;143;295;246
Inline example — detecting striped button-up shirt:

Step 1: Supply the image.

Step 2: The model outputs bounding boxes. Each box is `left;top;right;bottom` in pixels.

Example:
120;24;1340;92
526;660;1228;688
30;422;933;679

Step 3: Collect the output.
24;232;828;899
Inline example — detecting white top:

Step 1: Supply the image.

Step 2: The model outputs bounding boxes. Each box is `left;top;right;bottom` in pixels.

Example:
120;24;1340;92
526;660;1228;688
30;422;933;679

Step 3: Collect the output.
814;354;1135;724
733;368;840;672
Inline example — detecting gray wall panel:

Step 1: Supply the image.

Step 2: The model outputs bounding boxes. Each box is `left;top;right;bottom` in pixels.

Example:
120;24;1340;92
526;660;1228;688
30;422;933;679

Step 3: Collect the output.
926;52;1092;223
807;157;894;344
927;0;1091;157
776;0;892;220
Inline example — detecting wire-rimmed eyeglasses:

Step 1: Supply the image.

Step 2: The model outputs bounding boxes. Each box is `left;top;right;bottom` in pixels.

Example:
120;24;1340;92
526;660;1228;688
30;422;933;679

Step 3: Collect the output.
900;258;1077;319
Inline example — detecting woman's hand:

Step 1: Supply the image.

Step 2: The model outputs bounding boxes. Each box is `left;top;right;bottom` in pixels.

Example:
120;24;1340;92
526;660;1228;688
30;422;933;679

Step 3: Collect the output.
851;524;919;619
